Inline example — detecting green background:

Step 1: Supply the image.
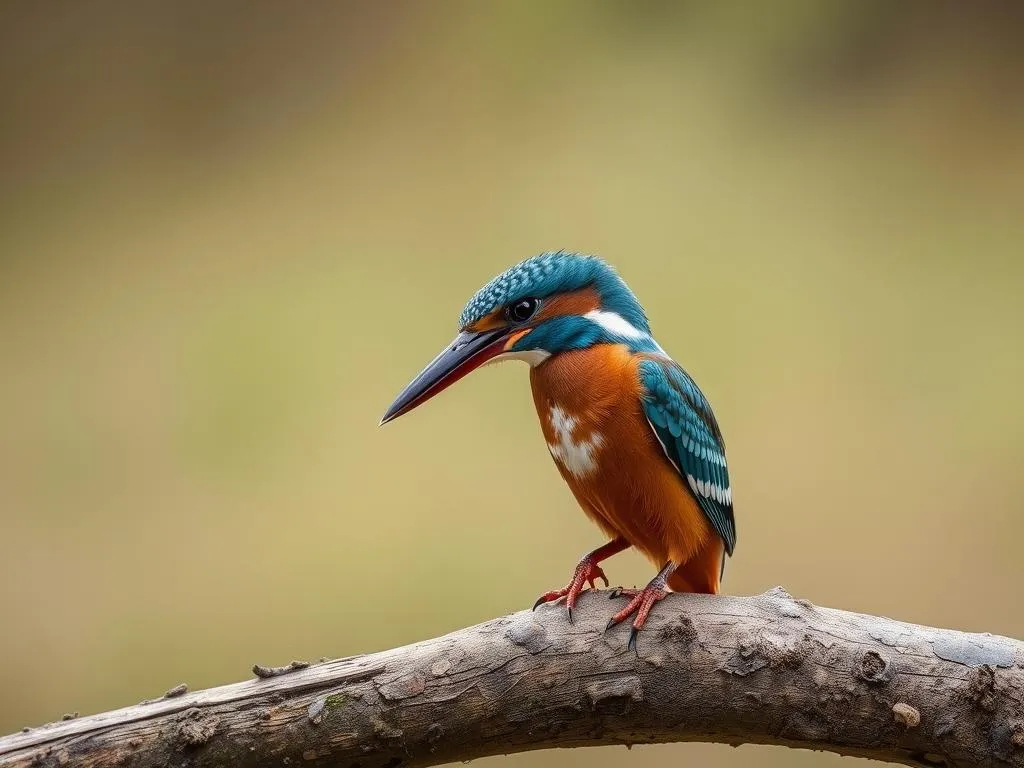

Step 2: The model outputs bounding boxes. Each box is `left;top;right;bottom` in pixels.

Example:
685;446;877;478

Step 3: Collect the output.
2;3;1023;766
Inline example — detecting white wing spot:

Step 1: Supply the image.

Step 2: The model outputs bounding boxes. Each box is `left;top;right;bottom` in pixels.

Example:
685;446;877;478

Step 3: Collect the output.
686;473;732;505
546;405;604;479
647;419;733;507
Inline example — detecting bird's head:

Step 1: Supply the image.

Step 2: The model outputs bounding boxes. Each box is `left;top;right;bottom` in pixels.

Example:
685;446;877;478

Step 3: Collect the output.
381;251;660;425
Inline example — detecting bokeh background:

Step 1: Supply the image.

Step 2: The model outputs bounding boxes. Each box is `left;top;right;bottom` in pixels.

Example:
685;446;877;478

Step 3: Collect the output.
2;2;1023;766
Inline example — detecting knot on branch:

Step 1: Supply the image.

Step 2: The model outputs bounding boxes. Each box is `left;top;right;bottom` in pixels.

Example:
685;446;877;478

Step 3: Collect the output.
584;676;643;715
720;627;812;677
893;702;921;728
505;617;549;654
857;650;894;684
968;664;999;713
176;708;218;748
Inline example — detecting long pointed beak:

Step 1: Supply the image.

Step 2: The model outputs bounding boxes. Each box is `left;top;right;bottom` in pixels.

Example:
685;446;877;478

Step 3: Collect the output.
379;328;510;425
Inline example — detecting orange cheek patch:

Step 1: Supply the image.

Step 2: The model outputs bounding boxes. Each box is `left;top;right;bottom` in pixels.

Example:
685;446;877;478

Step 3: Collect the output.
534;287;601;322
467;309;507;332
504;329;532;350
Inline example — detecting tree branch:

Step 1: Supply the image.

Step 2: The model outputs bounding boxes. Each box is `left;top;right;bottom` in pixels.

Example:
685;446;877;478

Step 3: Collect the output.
2;588;1023;768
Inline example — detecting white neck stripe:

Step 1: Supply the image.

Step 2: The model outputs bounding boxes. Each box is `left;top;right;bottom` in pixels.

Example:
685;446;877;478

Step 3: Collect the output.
584;310;666;355
584;309;645;338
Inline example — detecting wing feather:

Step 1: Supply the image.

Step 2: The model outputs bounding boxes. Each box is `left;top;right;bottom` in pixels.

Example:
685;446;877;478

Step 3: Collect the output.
638;358;736;555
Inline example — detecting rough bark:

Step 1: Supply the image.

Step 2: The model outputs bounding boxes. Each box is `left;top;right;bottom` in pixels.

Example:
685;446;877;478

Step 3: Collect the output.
2;587;1023;768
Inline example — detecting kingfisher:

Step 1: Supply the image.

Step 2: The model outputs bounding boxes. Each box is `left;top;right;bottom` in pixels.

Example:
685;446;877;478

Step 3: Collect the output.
380;251;735;649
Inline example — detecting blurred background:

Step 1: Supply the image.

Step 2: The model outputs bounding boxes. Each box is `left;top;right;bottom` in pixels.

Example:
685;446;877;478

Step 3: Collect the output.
2;2;1023;765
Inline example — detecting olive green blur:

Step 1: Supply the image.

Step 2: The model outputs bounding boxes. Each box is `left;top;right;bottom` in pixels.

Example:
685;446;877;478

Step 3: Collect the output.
1;3;1022;766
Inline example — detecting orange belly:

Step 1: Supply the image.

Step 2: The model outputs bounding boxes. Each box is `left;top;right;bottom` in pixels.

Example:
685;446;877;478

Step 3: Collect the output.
530;345;722;593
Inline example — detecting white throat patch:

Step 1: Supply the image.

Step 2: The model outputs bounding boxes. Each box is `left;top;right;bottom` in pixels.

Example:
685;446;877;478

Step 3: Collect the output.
486;349;551;367
546;405;604;478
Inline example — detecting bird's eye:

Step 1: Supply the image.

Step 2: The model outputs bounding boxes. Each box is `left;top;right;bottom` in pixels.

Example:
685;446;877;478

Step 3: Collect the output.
506;297;539;323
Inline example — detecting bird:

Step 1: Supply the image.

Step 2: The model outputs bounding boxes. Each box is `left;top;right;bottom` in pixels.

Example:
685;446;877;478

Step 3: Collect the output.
380;251;735;649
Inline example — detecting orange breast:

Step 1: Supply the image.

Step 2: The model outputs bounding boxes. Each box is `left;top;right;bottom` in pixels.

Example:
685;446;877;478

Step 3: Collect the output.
529;345;718;587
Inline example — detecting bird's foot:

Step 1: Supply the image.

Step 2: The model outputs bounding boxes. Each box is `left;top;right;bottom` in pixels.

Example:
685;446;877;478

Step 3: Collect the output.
532;555;609;623
606;583;669;651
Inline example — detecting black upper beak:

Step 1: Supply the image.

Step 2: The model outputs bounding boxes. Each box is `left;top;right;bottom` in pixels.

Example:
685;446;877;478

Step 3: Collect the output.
379;327;510;426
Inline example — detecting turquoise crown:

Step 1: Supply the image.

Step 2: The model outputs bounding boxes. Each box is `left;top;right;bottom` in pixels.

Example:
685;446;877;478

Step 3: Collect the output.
459;251;649;332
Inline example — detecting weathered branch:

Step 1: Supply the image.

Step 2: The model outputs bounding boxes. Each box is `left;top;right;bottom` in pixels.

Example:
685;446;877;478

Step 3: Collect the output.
2;588;1023;768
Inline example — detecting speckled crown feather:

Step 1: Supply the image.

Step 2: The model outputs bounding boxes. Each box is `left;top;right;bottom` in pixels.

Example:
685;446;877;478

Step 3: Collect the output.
459;251;650;332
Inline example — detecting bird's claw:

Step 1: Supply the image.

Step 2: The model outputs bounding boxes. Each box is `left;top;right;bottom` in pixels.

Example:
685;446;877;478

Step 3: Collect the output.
628;626;641;652
532;594;554;611
604;583;668;651
532;557;609;620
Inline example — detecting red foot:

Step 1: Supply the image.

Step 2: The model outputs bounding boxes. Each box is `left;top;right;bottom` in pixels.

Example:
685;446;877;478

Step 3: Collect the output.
606;583;669;651
532;556;609;623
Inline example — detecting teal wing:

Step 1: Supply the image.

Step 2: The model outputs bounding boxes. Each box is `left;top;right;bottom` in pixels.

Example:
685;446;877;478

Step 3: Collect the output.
638;358;736;555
